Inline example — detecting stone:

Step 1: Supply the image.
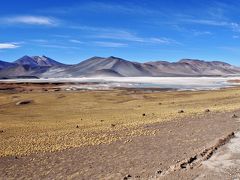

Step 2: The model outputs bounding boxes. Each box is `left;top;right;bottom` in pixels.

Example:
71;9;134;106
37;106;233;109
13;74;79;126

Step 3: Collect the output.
16;100;33;106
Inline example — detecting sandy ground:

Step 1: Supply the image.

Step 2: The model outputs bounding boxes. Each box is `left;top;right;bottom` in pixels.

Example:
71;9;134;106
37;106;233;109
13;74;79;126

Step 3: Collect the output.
197;132;240;180
174;131;240;180
1;83;240;179
1;110;240;179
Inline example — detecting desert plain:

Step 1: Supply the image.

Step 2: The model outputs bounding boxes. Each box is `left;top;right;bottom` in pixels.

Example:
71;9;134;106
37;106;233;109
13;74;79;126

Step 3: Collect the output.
1;82;240;179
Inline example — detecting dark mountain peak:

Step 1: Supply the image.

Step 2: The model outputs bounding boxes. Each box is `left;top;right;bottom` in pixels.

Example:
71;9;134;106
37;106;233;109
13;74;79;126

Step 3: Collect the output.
14;56;38;67
31;55;43;60
18;55;33;60
22;55;31;58
32;55;50;62
179;59;232;67
0;60;9;63
108;56;119;59
0;60;15;70
77;56;106;65
14;55;65;67
107;56;125;61
87;56;105;60
106;56;137;64
2;55;240;78
32;55;43;58
211;61;231;66
83;56;131;65
146;60;171;65
32;55;51;60
93;56;104;59
178;59;206;64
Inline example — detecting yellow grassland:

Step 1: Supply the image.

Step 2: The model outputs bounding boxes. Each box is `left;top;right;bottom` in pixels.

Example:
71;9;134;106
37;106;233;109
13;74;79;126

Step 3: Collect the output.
1;88;240;157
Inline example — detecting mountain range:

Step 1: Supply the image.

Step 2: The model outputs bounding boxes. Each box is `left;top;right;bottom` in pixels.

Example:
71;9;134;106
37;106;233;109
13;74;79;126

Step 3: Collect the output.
0;55;240;78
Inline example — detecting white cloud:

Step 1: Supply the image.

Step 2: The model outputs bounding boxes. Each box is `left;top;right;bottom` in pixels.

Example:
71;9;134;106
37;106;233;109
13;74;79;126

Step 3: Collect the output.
1;16;58;26
183;19;228;26
218;46;240;52
31;39;49;43
96;31;179;45
96;31;144;42
70;25;122;33
148;37;180;45
193;31;212;36
42;2;159;16
0;43;20;49
53;34;71;38
230;22;240;32
94;41;127;47
39;44;80;49
69;39;83;44
81;2;159;15
183;19;240;32
70;26;179;45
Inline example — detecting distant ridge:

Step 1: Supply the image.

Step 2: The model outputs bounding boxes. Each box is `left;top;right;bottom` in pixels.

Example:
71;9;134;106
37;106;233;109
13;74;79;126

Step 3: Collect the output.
0;56;240;78
0;60;16;70
14;55;65;67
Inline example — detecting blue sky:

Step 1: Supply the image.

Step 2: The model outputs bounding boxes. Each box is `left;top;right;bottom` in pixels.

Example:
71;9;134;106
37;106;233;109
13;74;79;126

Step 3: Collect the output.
1;0;240;65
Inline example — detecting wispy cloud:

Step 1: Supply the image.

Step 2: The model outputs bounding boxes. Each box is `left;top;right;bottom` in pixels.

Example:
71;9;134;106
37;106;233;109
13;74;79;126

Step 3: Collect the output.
147;37;180;45
182;19;240;32
41;2;159;16
95;30;179;45
95;31;144;42
192;30;212;36
70;25;121;32
206;2;228;20
39;44;80;49
53;34;71;38
94;41;127;47
218;46;240;53
0;16;58;26
31;39;49;43
230;22;240;32
183;19;228;26
70;25;179;45
0;42;20;49
69;39;83;44
80;2;159;15
165;2;240;36
26;38;81;49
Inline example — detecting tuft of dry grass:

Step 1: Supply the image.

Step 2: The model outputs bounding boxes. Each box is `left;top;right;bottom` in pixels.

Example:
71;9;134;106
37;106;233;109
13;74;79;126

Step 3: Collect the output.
1;88;240;157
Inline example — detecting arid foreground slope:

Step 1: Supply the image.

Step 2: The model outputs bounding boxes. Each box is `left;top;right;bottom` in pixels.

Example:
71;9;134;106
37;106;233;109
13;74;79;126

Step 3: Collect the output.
0;84;240;179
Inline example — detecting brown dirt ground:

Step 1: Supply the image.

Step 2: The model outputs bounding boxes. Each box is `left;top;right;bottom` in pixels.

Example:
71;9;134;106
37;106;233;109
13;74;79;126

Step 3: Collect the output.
1;110;239;179
1;83;240;179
